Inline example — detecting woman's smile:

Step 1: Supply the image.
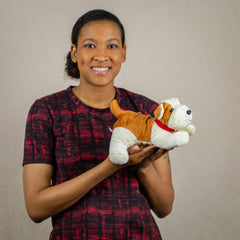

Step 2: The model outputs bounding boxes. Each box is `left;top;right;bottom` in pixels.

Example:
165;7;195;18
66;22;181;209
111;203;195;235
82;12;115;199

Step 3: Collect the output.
91;66;111;75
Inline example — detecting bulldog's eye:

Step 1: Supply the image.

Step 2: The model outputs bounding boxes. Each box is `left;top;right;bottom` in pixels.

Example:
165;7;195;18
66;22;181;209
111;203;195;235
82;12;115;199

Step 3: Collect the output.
170;108;174;112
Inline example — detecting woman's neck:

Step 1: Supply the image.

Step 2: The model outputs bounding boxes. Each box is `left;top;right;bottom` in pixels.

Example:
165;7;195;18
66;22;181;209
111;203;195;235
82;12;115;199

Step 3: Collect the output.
72;84;116;109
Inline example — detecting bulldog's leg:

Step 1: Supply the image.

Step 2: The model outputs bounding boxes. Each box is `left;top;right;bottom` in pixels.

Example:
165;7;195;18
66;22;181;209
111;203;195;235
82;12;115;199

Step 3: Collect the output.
151;123;189;149
184;124;196;136
109;127;137;165
168;131;189;147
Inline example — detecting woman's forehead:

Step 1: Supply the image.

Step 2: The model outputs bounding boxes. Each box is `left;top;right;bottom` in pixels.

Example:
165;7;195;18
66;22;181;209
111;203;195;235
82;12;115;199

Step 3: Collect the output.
78;20;122;40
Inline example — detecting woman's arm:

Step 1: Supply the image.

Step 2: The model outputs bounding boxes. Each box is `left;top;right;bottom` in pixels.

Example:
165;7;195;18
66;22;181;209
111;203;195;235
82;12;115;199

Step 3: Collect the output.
136;149;174;218
23;147;158;223
23;158;120;223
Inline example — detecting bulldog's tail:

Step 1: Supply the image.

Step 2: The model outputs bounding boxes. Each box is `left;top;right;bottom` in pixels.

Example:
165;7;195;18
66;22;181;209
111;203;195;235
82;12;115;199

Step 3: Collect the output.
110;100;125;118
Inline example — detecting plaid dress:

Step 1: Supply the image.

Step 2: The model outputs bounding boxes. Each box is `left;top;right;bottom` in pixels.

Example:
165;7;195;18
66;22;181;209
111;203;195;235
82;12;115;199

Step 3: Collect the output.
23;87;162;240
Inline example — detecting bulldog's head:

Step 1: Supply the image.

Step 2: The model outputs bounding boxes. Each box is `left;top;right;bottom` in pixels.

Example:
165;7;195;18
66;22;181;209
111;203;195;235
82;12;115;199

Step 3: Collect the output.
154;98;193;131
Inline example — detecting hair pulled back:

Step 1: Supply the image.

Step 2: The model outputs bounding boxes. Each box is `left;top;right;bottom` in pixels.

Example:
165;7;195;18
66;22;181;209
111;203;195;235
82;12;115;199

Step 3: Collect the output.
65;9;125;79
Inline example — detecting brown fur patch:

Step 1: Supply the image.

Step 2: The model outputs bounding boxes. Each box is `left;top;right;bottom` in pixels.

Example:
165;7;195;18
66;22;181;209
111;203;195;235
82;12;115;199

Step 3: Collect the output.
160;103;172;126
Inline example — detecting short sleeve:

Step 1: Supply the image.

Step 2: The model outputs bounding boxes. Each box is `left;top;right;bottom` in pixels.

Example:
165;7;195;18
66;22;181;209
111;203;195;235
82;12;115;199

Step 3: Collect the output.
116;87;159;117
133;94;158;116
23;99;55;166
142;98;158;116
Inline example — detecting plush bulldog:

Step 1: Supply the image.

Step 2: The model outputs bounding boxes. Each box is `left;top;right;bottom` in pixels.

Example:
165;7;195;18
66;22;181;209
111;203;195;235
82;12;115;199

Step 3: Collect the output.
109;98;196;165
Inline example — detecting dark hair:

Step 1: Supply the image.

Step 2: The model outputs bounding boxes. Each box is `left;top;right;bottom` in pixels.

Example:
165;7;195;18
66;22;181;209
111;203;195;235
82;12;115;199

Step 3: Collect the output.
65;9;125;79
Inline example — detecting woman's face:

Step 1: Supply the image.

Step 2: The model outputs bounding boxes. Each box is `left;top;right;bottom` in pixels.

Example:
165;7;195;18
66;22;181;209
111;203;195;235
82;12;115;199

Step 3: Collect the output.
71;20;126;88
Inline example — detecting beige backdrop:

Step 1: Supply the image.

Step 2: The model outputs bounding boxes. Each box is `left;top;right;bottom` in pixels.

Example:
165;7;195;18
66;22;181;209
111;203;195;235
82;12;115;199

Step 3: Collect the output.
1;0;240;239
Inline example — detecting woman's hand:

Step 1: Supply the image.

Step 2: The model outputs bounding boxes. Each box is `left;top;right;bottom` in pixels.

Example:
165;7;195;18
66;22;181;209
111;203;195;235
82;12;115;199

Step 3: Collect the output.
126;144;169;168
126;144;157;166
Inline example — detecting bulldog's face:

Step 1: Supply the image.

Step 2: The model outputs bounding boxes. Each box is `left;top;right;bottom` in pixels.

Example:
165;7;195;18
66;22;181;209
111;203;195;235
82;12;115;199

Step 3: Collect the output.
168;104;192;130
154;97;193;130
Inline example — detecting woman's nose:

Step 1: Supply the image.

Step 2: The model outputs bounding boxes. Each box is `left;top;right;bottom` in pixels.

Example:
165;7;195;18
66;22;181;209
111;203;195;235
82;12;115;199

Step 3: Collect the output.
93;48;109;62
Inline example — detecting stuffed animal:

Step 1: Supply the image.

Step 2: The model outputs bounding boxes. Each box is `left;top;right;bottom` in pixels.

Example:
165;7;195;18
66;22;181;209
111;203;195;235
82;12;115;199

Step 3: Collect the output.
109;98;196;165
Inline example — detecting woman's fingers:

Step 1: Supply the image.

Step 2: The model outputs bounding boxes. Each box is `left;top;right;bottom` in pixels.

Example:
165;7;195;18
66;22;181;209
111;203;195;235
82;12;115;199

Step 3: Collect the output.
127;145;157;165
127;144;174;166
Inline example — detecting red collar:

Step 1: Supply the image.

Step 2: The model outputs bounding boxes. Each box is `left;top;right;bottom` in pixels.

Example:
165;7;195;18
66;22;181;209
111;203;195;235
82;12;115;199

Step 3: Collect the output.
155;119;177;133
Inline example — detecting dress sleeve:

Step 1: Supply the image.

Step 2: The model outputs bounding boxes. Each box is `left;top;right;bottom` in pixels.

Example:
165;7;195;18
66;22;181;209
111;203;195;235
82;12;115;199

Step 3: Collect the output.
141;96;159;116
23;99;55;166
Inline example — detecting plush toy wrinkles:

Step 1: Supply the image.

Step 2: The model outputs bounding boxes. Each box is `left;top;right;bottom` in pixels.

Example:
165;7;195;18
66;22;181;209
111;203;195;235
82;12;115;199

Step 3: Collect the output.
109;98;196;165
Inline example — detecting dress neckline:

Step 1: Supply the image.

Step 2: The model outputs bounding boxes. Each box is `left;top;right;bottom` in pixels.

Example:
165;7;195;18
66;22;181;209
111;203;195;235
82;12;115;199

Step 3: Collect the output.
66;86;120;114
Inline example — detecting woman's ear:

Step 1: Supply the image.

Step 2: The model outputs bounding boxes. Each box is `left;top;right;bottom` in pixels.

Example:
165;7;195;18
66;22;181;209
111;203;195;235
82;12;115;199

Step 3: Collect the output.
122;45;127;62
70;44;77;63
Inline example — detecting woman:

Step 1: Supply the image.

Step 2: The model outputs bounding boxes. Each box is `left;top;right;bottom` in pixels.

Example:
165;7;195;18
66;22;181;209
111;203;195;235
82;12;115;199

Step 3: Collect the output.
23;9;174;240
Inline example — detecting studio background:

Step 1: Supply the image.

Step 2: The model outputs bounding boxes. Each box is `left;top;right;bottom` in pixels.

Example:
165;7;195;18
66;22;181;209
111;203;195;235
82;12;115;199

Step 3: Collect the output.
1;0;239;239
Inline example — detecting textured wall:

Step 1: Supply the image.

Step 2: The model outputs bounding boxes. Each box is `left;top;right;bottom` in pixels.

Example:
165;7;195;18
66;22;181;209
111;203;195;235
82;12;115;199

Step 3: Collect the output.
1;0;240;239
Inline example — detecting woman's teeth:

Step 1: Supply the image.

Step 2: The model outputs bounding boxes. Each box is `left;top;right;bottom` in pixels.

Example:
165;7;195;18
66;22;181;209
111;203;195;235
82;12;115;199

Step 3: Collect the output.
92;67;109;72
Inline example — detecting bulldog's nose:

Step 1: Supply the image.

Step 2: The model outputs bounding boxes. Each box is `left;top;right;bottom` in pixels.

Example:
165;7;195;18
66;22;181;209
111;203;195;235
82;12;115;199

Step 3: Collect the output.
187;110;192;115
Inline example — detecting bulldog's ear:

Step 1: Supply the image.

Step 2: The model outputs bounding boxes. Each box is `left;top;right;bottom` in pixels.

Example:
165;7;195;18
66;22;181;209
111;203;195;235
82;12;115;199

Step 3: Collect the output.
154;105;162;118
163;97;181;106
154;103;167;119
154;102;173;119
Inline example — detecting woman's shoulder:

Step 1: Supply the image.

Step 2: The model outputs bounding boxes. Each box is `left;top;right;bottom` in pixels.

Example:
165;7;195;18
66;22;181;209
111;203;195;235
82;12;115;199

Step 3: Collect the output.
116;87;159;115
36;87;71;104
116;87;157;103
30;87;72;111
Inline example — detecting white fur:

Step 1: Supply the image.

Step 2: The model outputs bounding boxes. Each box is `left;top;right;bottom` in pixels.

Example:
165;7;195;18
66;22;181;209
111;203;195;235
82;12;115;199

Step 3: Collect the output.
151;122;189;149
109;127;137;164
184;124;196;135
168;105;192;129
161;97;181;109
159;103;164;119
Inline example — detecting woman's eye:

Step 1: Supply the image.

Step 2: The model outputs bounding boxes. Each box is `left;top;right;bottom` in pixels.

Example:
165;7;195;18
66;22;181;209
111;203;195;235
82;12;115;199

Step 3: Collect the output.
107;44;118;49
85;44;95;48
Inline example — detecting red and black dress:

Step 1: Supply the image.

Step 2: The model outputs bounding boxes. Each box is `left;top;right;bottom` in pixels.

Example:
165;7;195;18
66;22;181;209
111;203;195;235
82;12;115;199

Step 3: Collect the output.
23;86;162;240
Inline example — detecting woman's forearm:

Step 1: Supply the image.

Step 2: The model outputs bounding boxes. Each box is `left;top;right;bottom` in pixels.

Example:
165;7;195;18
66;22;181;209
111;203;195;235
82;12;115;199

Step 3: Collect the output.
23;157;121;223
137;163;174;218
